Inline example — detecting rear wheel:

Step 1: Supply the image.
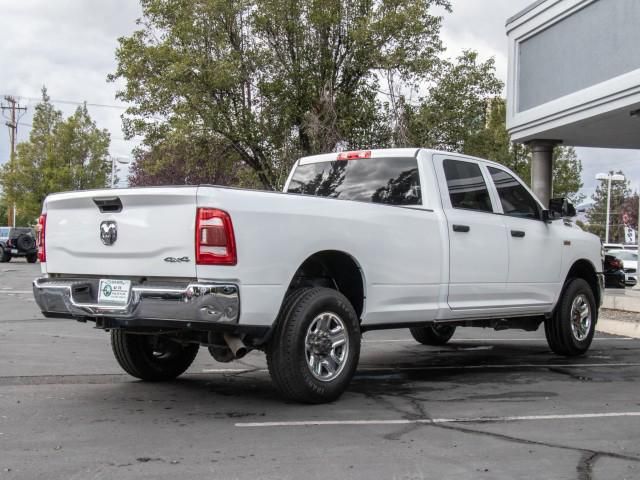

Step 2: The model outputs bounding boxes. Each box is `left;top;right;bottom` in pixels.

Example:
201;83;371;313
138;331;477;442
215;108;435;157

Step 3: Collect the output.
267;287;361;403
410;324;456;346
545;278;596;356
26;253;38;263
111;331;199;381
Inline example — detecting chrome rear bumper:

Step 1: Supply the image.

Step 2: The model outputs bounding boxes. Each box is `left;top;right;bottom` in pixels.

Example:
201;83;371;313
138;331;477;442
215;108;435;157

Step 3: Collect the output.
33;277;239;324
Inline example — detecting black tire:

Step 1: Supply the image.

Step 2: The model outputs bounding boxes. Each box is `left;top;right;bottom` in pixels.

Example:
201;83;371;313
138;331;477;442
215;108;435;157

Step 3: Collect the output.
267;287;361;403
26;253;38;263
410;324;456;345
544;278;597;356
0;247;11;263
111;331;199;381
16;234;35;251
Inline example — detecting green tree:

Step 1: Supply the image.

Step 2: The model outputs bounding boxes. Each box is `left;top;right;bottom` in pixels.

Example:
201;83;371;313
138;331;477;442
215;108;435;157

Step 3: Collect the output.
552;147;584;204
128;129;260;188
586;171;630;243
110;0;451;189
0;88;111;221
406;50;504;153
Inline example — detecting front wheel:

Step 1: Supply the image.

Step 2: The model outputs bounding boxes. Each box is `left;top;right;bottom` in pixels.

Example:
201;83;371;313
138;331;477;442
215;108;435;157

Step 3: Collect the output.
111;331;199;381
267;287;361;403
410;324;456;345
0;247;11;263
545;278;596;356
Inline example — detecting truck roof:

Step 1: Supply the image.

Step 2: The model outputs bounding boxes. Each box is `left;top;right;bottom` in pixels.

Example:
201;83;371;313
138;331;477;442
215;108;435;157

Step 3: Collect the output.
297;148;509;168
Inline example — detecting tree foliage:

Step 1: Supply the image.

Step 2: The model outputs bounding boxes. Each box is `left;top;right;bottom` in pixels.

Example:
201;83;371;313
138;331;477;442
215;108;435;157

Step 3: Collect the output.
0;88;111;222
406;50;503;152
111;0;452;189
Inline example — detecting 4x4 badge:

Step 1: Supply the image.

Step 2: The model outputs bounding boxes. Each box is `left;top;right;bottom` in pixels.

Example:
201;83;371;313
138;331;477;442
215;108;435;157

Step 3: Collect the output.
100;221;117;246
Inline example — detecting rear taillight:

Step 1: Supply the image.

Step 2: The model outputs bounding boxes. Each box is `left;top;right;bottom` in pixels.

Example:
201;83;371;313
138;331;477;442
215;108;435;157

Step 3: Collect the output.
195;208;236;265
37;214;46;262
337;150;371;160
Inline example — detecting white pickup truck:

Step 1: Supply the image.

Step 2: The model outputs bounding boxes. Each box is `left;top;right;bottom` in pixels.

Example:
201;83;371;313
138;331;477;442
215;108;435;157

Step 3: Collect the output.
33;148;603;403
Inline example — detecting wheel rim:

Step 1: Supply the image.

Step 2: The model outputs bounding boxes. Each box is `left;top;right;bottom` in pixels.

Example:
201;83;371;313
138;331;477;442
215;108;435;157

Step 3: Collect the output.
304;312;349;382
432;324;454;337
147;336;181;361
570;294;592;342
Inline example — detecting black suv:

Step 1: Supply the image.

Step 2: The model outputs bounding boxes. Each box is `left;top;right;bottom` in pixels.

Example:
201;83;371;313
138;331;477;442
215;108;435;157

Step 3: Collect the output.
0;227;38;263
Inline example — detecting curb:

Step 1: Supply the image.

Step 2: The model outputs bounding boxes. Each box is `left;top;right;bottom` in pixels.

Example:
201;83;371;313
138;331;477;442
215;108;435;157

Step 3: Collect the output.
596;318;640;339
602;295;640;313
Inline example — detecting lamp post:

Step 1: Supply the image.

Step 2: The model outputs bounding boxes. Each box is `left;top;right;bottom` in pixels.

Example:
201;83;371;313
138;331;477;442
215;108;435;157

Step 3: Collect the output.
110;157;131;188
595;173;625;244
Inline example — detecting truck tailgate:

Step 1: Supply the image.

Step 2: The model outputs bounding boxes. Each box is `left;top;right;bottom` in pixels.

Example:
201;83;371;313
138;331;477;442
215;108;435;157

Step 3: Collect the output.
44;187;197;277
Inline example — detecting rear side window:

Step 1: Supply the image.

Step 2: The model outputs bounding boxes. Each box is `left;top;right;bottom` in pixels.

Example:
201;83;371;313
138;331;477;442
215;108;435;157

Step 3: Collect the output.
287;157;421;206
443;160;493;212
488;167;540;220
0;227;8;238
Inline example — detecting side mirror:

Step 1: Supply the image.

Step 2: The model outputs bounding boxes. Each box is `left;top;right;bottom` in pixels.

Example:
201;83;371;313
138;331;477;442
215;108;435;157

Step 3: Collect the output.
548;197;576;219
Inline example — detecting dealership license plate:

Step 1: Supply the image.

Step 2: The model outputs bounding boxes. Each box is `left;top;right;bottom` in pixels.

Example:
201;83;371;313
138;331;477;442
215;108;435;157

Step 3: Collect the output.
98;279;131;305
11;249;18;254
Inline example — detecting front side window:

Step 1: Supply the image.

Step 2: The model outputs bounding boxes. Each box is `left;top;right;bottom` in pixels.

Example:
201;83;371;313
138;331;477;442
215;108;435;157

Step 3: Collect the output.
488;167;540;220
287;157;421;206
443;160;493;212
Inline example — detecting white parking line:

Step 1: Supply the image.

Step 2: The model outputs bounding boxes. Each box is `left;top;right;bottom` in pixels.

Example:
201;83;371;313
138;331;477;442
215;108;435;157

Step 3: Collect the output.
202;362;640;374
0;290;32;294
236;411;640;428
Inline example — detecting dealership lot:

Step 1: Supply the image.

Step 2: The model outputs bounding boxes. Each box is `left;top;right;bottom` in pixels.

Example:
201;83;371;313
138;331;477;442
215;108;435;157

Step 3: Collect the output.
1;262;640;479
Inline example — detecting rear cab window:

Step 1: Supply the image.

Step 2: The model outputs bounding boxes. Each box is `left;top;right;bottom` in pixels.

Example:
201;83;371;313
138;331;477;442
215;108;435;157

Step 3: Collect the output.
287;155;421;206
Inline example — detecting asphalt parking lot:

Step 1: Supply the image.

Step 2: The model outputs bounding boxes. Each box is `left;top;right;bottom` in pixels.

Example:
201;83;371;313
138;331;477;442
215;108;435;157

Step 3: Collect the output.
1;262;640;479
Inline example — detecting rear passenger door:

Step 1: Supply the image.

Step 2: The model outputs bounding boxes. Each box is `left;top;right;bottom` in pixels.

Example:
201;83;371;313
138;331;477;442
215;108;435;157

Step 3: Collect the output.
486;165;562;308
434;156;509;311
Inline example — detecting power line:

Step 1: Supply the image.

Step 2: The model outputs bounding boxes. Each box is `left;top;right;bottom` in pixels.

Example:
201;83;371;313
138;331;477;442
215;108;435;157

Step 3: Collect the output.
0;94;128;110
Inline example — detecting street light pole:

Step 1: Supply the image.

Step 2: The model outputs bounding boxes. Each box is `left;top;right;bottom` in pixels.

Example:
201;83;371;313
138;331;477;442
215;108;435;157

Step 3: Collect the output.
596;173;625;244
110;157;131;188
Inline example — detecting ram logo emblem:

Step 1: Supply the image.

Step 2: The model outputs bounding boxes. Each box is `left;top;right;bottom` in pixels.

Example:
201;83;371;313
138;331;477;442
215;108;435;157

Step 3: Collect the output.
100;221;118;246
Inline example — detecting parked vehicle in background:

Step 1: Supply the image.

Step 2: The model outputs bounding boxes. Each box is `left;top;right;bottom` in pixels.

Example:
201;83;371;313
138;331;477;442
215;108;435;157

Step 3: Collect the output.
603;254;626;289
622;244;638;251
32;148;604;403
608;250;638;286
0;227;38;263
603;243;624;251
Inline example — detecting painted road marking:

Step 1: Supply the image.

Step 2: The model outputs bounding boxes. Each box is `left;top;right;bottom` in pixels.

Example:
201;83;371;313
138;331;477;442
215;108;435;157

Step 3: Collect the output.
0;290;33;294
235;411;640;428
203;362;640;374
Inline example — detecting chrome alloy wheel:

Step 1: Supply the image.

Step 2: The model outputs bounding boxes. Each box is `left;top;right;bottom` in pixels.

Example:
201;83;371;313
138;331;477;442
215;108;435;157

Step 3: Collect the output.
570;294;592;342
304;312;349;382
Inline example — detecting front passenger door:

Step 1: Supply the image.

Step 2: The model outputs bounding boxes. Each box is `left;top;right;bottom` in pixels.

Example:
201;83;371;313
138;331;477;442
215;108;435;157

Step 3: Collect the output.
487;166;562;308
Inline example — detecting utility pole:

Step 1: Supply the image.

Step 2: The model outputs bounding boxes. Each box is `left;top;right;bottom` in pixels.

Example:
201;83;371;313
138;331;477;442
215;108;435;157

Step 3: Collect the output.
1;96;27;227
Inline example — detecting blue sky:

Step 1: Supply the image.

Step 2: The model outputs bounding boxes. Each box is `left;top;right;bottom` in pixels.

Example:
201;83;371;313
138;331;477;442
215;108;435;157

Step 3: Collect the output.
1;0;639;197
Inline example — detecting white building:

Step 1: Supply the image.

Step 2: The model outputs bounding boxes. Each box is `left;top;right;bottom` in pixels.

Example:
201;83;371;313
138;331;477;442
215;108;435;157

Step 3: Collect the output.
506;0;640;205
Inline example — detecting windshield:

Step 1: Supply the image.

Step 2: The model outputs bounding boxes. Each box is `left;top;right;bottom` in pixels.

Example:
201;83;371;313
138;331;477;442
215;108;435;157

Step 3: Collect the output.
287;157;421;206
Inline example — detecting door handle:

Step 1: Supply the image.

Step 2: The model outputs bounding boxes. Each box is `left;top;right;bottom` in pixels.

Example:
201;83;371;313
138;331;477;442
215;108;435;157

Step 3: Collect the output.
452;224;470;233
511;230;525;238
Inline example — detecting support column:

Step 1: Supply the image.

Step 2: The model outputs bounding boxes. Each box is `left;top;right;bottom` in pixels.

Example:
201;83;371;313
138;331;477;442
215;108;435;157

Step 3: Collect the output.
528;140;560;207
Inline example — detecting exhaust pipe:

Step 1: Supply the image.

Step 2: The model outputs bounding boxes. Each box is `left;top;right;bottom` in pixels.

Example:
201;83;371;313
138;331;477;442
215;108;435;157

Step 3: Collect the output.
223;333;248;359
